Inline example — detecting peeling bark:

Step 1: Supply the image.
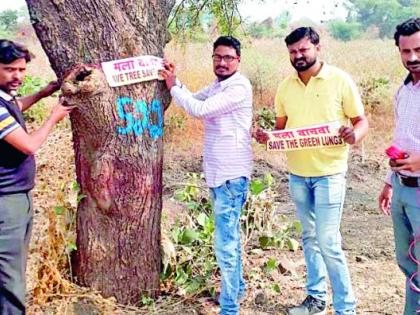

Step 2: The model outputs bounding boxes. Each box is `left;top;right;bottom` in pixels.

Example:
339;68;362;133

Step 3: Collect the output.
25;0;174;303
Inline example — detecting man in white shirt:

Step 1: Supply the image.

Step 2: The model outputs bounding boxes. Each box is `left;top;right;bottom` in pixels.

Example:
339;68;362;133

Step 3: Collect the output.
160;36;253;315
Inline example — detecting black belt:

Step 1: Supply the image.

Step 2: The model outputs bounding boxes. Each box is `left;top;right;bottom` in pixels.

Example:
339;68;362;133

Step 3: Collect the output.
396;173;420;188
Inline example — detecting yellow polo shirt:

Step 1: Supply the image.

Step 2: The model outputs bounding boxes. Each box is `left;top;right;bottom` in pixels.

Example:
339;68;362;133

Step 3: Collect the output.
275;63;364;177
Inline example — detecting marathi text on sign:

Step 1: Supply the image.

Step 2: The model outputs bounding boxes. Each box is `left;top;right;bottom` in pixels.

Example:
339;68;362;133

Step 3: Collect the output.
266;121;346;152
101;55;164;87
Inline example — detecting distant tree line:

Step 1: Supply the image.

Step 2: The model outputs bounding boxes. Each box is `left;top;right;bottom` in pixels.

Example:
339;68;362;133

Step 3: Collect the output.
1;1;419;45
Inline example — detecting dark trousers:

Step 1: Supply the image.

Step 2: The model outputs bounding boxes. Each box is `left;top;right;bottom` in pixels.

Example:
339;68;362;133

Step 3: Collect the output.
0;192;33;315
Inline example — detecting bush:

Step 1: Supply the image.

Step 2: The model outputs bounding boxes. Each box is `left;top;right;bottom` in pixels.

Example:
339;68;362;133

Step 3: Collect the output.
0;9;18;32
328;20;362;42
18;75;49;124
358;76;391;113
161;172;301;297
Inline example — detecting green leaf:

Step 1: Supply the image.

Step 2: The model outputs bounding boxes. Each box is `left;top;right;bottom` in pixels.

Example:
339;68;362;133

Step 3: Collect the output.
250;180;266;195
272;283;281;294
175;267;189;285
180;229;199;244
71;181;80;192
172;227;181;243
265;257;277;273
141;295;154;306
264;173;274;187
77;194;87;203
67;242;77;252
174;190;186;202
184;278;203;294
204;217;215;234
259;235;276;249
275;239;285;249
54;206;65;215
197;213;208;227
287;238;300;251
293;221;302;234
209;286;217;298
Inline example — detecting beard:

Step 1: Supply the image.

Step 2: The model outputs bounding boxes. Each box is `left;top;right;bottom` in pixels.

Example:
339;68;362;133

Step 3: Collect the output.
291;56;317;72
214;66;236;81
405;60;420;74
0;80;21;94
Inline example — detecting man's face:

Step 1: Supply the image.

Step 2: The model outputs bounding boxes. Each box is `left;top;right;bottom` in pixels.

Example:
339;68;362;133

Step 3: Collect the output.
287;37;320;72
212;45;240;81
0;58;26;94
399;31;420;76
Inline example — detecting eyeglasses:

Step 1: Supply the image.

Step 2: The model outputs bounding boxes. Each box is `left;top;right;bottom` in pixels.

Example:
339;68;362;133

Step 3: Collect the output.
212;54;239;63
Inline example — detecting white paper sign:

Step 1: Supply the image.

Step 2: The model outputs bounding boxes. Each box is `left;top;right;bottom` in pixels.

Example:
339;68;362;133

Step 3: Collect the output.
101;55;164;87
266;121;345;152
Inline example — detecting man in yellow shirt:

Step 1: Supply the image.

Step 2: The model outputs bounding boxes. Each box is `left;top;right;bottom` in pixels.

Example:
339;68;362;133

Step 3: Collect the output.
256;27;368;315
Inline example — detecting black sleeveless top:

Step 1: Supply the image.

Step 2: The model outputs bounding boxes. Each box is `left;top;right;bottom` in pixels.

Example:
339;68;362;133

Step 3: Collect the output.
0;96;36;194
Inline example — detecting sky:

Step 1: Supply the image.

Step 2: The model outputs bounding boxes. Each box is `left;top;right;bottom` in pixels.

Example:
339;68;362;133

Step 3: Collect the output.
1;0;347;23
239;0;347;23
0;0;25;12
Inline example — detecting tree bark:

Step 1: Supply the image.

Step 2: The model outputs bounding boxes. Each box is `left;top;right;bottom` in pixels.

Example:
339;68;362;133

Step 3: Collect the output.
25;0;174;304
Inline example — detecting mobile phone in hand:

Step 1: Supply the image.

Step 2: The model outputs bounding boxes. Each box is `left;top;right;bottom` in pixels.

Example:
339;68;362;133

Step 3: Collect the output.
385;145;408;167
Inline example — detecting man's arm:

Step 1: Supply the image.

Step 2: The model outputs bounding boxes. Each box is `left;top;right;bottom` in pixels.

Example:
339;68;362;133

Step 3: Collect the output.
170;83;248;118
338;115;369;145
170;78;212;101
3;102;73;155
160;61;244;118
18;81;61;112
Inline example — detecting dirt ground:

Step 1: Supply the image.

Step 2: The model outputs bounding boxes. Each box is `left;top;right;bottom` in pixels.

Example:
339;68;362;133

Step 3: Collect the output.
25;125;407;315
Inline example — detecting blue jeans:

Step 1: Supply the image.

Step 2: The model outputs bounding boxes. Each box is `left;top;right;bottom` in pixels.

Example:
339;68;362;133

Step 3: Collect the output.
289;173;356;315
210;177;249;315
391;174;420;315
0;192;33;315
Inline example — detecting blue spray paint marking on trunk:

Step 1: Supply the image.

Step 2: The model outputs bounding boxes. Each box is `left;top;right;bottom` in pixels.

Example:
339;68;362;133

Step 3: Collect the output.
132;99;149;136
116;96;163;139
149;99;164;139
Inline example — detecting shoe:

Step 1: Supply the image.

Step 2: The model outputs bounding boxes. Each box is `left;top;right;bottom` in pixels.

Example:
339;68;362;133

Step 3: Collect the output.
288;295;326;315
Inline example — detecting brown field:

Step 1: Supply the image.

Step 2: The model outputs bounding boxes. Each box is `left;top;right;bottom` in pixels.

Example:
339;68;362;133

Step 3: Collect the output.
14;32;408;314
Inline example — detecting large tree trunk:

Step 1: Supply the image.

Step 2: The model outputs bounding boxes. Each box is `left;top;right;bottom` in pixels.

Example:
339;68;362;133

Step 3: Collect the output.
25;0;175;304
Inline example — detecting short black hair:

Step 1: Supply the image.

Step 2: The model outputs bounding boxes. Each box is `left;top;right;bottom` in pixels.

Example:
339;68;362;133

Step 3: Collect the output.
0;39;31;64
394;17;420;47
285;27;320;46
213;36;241;56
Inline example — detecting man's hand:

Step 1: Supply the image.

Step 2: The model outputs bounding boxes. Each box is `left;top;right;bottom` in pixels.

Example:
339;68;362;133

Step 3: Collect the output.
338;125;356;144
253;127;269;144
378;183;393;216
392;152;420;172
159;60;177;90
339;115;368;145
49;98;75;123
40;81;61;98
162;60;175;74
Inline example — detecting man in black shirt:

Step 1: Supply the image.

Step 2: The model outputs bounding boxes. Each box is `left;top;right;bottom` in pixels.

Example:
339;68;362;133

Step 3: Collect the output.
0;39;73;314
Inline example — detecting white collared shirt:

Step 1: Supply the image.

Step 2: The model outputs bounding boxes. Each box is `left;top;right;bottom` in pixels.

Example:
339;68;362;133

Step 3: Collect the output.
170;72;253;188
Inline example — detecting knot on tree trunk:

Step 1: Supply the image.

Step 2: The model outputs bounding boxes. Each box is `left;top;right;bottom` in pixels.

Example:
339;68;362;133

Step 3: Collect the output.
61;64;107;106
